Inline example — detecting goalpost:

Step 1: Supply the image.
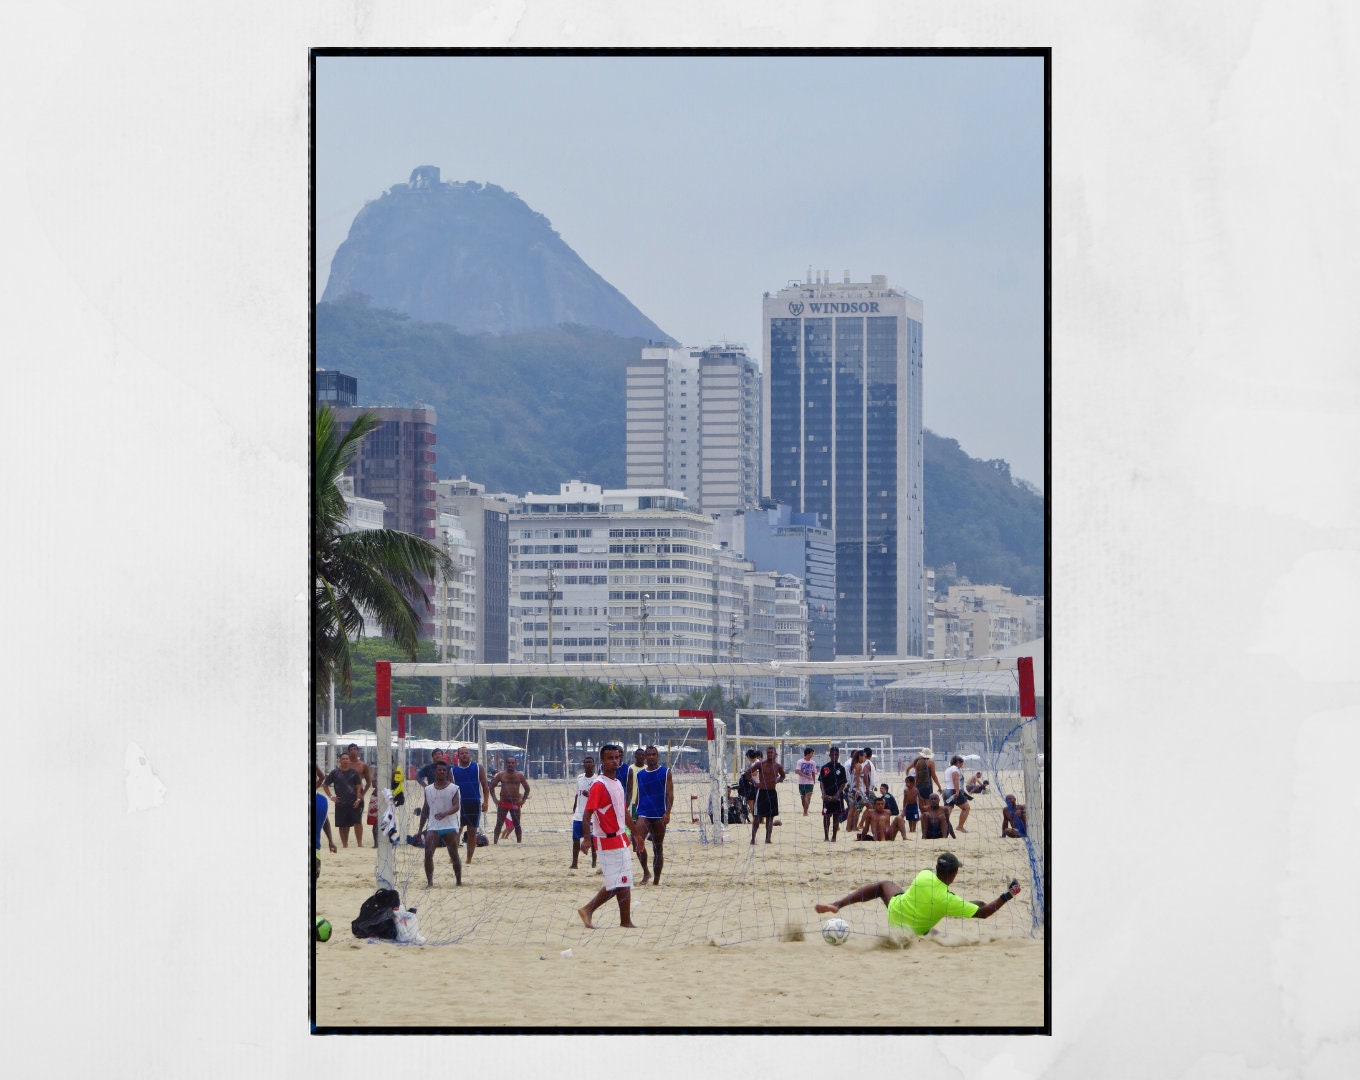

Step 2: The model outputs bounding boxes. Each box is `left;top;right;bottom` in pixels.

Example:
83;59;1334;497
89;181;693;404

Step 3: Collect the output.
357;655;1042;948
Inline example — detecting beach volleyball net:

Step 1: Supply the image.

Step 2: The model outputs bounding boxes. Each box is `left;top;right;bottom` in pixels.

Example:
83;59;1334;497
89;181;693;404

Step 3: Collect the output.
358;657;1043;950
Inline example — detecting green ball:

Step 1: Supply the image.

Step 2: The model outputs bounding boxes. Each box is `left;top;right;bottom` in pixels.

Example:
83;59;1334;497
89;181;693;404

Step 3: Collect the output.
315;916;332;942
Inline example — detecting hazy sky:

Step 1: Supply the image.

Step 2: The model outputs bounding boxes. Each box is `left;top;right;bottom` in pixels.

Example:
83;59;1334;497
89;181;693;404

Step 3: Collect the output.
316;53;1045;488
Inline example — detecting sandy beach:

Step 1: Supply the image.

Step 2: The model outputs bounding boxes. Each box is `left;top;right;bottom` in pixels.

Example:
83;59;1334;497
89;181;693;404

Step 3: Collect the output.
314;774;1045;1030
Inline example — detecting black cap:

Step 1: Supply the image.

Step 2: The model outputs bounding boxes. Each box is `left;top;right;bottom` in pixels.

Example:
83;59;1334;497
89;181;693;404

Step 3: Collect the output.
936;852;961;875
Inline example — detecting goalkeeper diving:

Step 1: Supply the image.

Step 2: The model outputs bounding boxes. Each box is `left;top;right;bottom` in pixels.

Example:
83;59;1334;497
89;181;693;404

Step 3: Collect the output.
815;852;1021;937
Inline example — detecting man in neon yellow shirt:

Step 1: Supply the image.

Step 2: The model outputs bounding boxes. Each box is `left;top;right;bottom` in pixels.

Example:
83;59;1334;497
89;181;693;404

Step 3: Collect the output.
815;852;1021;936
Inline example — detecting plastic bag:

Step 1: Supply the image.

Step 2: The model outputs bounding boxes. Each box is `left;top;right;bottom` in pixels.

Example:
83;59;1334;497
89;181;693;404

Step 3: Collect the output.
393;908;424;945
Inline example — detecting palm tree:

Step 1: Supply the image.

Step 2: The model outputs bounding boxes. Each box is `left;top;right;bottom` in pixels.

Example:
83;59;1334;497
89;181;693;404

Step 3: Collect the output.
314;406;453;713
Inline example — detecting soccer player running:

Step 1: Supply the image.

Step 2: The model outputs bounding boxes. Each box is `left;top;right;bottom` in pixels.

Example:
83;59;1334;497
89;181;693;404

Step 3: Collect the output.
577;744;638;929
570;754;598;870
818;746;848;841
632;745;674;884
417;760;462;887
816;852;1021;938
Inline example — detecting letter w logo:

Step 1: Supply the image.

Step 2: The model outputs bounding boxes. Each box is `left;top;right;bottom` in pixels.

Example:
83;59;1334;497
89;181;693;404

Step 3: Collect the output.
788;302;804;316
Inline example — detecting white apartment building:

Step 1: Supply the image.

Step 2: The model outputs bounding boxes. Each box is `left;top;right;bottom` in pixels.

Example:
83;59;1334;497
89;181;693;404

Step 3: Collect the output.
626;343;762;516
434;512;478;661
508;480;794;703
935;582;1042;658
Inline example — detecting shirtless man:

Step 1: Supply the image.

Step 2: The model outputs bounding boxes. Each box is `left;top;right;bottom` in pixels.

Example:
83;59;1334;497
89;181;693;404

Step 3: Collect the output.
900;775;921;834
921;792;956;840
747;745;786;845
966;771;990;794
489;756;531;843
907;749;942;813
856;794;893;840
632;745;674;884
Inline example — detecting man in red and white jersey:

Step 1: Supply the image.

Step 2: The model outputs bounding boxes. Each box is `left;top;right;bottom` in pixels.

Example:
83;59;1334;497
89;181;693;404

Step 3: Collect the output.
576;744;638;929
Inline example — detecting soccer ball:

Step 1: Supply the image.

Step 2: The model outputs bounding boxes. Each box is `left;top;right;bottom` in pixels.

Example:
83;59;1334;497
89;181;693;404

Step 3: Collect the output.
822;917;851;945
315;916;332;942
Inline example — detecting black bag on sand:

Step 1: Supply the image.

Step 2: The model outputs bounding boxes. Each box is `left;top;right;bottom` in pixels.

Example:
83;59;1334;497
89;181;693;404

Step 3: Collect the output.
351;887;401;940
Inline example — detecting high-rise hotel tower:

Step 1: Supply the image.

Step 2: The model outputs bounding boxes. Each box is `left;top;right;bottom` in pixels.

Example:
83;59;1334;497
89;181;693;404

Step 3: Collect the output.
762;271;924;657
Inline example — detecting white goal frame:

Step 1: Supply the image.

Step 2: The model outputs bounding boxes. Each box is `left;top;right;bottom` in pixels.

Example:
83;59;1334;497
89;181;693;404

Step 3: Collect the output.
368;657;1039;899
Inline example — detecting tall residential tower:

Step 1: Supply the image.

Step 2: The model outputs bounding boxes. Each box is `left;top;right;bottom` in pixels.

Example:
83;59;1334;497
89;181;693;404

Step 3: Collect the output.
626;344;761;515
762;271;924;657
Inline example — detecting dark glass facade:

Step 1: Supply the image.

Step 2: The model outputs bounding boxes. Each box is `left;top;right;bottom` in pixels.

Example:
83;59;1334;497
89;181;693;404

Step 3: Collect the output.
765;283;923;657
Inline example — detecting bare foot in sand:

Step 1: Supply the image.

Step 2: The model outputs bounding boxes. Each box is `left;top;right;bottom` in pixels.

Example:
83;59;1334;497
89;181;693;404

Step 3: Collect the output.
814;903;840;914
620;921;638;928
578;907;594;928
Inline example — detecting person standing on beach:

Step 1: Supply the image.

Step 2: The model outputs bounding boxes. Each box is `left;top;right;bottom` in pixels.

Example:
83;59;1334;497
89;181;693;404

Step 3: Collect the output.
737;747;761;821
863;747;881;808
793;747;817;815
313;767;337;878
747;745;787;845
417;760;462;887
577;744;637;929
846;749;868;834
570;755;598;870
416;748;450;787
632;745;674;884
489;756;531;843
818;747;848;841
900;775;921;834
942;755;972;832
907;749;941;812
815;852;1021;937
345;743;374;847
450;745;491;864
323;751;364;849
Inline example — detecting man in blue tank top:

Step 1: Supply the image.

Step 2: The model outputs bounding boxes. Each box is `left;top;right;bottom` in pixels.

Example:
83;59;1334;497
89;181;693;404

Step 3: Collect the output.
632;745;674;884
449;745;492;865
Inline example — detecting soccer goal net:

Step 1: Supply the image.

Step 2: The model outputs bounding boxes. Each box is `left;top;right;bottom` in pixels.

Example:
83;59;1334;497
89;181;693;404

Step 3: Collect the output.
357;656;1043;951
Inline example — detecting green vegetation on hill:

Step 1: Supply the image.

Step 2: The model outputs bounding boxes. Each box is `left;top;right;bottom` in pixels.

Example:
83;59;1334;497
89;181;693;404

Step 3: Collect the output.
922;432;1045;597
317;298;636;492
315;300;1044;597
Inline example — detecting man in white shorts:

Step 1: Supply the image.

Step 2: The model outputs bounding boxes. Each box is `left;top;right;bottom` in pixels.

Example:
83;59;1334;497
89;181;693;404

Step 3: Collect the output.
576;744;637;928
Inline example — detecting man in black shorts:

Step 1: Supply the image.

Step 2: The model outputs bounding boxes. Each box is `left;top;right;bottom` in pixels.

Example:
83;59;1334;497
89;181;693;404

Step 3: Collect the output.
323;751;366;848
818;746;848;842
747;745;785;845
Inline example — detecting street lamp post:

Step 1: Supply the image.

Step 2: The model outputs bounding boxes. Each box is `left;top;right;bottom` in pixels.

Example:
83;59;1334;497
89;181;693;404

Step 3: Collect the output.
547;567;557;664
640;593;650;665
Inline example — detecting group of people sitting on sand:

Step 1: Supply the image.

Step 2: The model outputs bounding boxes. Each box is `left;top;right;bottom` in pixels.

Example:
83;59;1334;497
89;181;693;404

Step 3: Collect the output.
837;748;1027;842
